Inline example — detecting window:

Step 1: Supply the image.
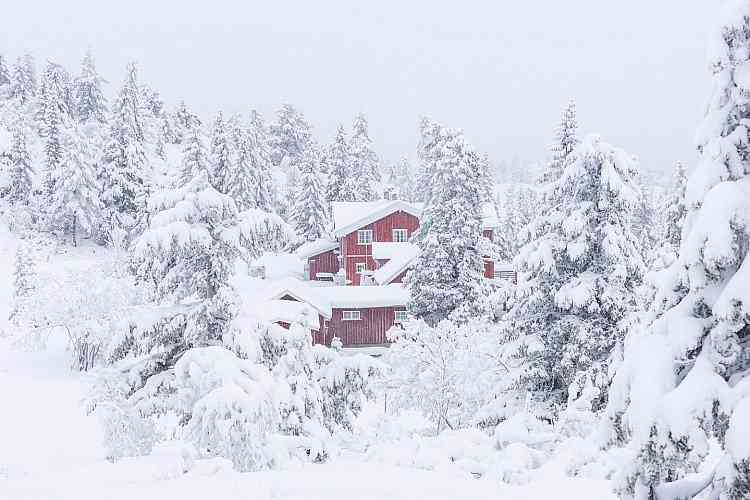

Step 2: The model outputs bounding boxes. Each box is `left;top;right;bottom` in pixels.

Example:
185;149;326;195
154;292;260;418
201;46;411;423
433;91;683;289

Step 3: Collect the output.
394;310;409;323
356;262;368;274
393;228;408;242
357;229;373;245
342;310;361;321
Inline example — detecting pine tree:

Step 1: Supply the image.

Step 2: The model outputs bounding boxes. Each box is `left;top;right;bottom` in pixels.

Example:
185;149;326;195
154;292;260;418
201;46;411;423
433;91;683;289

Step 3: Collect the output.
208;111;235;192
74;50;108;124
0;55;11;89
39;62;71;198
537;99;579;186
663;161;687;250
605;4;750;498
9;54;36;103
414;117;442;203
180;127;210;187
508;134;644;408
12;244;35;299
394;157;416;201
100;62;147;231
172;100;201;144
49;124;101;246
4;124;34;205
292;154;328;242
269;104;313;168
349;113;380;200
407;125;488;325
246;110;276;212
325;125;356;202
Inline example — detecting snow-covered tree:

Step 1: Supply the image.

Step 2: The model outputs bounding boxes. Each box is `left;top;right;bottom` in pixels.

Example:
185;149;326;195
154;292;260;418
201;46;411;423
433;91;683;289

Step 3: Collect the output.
269;103;313;168
537;99;579;187
246;110;276;212
74;50;108;124
349;113;379;200
291;153;328;242
507;134;644;408
605;3;750;498
208;111;235;192
414;117;442;203
99;62;147;232
0;55;11;89
406;125;489;325
325;125;353;202
12;244;35;299
663;161;687;250
48;124;101;246
180;126;210;187
39;61;71;197
172;100;201;144
9;54;36;103
4;124;34;205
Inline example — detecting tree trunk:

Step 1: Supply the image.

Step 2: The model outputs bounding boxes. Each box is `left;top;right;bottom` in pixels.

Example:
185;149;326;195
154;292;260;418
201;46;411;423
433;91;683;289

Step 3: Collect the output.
72;214;77;247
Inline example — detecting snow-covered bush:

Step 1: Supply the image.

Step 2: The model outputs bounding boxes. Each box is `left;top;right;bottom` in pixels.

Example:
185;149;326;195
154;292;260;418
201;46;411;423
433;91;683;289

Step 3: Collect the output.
313;344;384;433
174;347;278;472
384;319;501;434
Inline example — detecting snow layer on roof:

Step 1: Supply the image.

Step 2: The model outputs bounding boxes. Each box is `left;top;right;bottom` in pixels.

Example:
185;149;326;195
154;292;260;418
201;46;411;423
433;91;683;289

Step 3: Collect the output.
251;299;321;330
265;277;333;318
481;202;500;229
372;242;417;260
372;244;420;285
317;284;409;309
251;252;304;280
332;201;423;237
295;238;338;259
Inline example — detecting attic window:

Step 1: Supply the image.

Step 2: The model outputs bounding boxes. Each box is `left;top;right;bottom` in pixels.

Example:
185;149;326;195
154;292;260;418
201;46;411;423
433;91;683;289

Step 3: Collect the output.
358;230;373;245
393;229;408;242
342;310;361;321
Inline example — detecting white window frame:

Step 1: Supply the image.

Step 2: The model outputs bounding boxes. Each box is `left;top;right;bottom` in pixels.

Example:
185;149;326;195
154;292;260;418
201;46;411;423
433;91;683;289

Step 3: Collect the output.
357;229;373;245
356;262;368;274
392;228;408;243
342;310;361;321
394;310;409;323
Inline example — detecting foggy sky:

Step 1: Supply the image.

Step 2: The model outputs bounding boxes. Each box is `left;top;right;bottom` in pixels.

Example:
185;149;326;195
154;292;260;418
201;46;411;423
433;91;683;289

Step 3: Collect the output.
1;0;715;176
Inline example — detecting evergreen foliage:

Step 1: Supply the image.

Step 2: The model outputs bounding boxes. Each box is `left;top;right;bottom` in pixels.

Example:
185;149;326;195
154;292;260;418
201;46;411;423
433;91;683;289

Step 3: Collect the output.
508;134;644;407
407;124;488;325
291;154;328;242
74;50;108;124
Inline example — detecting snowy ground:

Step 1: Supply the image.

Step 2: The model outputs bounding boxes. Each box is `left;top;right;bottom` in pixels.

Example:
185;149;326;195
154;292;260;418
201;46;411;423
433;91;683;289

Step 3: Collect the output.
0;334;616;500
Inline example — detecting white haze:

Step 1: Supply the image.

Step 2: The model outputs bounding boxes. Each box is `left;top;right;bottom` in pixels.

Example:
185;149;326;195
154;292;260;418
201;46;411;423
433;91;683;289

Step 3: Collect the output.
0;0;714;175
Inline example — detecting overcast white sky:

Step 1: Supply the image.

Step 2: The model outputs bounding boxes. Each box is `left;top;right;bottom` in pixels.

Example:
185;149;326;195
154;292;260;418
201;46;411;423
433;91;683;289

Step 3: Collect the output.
2;0;715;175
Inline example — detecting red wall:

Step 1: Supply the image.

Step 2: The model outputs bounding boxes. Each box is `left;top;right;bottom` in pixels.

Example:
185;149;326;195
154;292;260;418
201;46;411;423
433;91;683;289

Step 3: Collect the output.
326;306;406;346
483;229;494;241
341;210;419;285
307;249;340;280
484;259;494;279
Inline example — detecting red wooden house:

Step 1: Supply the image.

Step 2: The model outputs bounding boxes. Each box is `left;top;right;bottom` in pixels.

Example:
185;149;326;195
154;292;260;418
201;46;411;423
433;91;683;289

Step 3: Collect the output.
277;200;516;348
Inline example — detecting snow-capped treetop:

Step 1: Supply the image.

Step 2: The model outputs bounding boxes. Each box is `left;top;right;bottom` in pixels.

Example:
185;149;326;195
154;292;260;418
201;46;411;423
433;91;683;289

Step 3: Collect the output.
74;50;108;124
270;103;313;168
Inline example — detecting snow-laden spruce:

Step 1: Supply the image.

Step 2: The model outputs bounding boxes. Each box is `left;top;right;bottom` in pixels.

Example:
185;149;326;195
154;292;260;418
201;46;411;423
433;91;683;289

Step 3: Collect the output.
537;99;578;187
99;62;147;234
208;111;235;193
3;123;34;205
507;134;644;408
348;113;380;201
73;50;108;125
604;3;750;498
48;123;101;246
9;54;36;104
291;153;329;242
270;103;314;169
407;123;489;325
325;124;355;202
663;161;687;251
39;62;70;198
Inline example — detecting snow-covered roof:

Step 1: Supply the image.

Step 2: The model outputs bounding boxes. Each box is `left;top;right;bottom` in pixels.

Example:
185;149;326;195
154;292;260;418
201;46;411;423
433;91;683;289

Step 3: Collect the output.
251;252;304;280
372;242;416;260
332;200;422;237
481;202;500;230
295;238;338;259
372;243;420;285
317;284;410;309
251;299;321;330
266;277;333;318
